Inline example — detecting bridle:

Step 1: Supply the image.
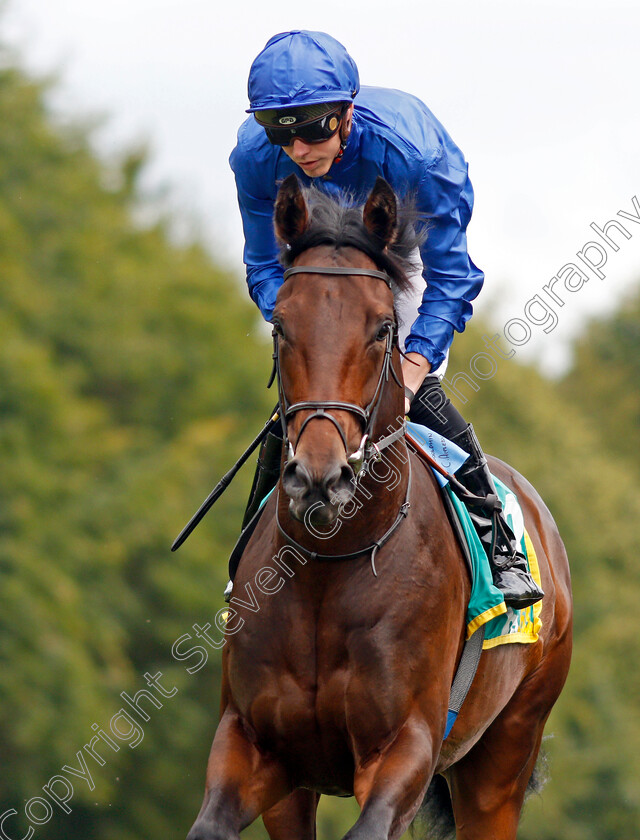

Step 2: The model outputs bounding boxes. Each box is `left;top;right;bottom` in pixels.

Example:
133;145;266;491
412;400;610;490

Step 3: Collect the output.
268;264;407;477
268;263;412;574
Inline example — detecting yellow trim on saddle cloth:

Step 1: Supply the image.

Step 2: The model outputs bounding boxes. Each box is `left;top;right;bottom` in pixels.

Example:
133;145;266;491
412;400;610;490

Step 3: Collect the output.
466;602;507;638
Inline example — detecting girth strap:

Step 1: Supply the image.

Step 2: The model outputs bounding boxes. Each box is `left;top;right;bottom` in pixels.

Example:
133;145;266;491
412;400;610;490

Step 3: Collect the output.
444;625;486;740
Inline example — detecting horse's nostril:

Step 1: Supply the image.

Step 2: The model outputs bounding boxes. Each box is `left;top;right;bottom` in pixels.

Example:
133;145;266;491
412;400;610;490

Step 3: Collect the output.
323;463;356;503
341;463;356;484
282;459;312;498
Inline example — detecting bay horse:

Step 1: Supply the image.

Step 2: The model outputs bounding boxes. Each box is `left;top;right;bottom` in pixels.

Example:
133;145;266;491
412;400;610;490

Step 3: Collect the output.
187;176;572;840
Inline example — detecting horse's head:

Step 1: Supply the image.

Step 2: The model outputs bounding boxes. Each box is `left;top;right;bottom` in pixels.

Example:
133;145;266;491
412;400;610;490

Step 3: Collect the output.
272;175;421;528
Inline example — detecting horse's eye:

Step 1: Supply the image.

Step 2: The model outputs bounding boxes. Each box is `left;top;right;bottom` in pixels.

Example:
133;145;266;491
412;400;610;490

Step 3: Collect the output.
375;323;392;342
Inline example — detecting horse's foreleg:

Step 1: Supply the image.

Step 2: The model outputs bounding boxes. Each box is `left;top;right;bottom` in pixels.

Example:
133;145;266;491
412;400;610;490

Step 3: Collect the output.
187;709;291;840
262;789;320;840
341;717;437;840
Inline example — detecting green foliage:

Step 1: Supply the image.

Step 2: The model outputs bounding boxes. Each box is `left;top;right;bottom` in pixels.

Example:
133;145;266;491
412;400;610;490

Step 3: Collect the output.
1;43;639;840
0;56;272;839
561;286;640;477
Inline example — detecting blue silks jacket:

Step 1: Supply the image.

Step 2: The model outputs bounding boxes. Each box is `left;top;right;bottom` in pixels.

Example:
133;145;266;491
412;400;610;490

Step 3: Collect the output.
230;85;484;369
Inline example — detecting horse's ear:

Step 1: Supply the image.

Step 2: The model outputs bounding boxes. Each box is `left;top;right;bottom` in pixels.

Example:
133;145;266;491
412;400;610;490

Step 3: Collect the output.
363;177;397;248
274;174;309;245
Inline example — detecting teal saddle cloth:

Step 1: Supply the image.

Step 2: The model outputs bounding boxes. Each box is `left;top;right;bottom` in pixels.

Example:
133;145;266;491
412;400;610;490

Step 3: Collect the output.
406;421;542;648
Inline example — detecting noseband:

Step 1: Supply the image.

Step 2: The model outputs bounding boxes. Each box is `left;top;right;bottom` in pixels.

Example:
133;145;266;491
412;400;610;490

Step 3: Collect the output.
268;264;406;476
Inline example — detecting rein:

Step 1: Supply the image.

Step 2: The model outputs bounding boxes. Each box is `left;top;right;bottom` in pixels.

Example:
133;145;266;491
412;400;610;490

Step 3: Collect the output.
271;263;411;573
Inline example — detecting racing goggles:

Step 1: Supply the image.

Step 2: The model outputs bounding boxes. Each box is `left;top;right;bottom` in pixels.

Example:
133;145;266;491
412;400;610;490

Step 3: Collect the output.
256;104;348;147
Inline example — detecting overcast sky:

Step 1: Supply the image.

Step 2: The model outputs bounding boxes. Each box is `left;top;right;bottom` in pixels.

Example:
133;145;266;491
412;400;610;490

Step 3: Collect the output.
5;0;640;372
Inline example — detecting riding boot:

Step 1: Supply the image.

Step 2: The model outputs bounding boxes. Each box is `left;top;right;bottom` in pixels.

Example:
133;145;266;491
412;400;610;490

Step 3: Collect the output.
224;427;283;602
242;428;283;529
449;424;544;610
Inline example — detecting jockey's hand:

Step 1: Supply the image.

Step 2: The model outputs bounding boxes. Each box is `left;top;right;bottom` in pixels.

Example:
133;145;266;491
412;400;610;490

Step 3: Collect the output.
402;352;432;415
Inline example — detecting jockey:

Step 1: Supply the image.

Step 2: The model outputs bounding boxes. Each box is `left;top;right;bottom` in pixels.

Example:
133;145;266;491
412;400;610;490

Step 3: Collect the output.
229;30;543;609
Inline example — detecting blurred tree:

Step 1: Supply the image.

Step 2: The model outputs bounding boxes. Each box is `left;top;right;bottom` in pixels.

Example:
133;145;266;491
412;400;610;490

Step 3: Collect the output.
0;51;273;839
562;286;640;477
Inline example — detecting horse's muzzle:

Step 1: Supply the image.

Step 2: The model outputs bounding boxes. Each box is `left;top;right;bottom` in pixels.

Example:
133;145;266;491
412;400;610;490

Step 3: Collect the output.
282;457;356;526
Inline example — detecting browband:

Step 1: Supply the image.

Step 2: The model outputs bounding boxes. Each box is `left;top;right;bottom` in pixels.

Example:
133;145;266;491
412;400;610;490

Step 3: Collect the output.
282;265;392;289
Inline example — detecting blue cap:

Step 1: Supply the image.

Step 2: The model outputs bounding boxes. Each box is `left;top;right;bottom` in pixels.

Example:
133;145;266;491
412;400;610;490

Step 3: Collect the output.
247;31;360;113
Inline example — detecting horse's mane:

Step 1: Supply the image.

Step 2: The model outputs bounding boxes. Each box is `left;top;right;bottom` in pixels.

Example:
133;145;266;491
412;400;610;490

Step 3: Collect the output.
278;186;426;298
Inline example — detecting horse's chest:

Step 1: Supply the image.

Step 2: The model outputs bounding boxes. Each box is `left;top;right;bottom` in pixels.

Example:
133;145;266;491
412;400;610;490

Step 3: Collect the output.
227;593;425;777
